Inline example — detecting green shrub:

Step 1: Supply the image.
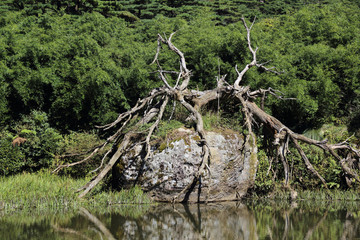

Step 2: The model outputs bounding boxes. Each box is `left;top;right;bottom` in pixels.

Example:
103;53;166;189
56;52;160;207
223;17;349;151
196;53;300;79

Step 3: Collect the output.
56;131;109;178
0;110;63;175
0;111;111;177
0;130;26;176
253;148;275;194
13;110;63;171
253;123;358;193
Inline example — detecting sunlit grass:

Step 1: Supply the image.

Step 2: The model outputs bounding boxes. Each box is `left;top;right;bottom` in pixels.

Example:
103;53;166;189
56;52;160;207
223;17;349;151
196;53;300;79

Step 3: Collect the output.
0;172;153;211
248;187;360;202
298;189;360;201
87;185;153;207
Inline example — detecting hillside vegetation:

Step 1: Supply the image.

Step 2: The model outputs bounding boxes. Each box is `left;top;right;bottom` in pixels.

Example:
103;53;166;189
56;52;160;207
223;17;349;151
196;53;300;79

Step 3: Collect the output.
0;0;359;193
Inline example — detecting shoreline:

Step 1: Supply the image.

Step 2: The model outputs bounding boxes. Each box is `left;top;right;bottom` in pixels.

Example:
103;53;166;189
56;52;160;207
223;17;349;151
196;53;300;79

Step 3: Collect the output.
1;172;360;212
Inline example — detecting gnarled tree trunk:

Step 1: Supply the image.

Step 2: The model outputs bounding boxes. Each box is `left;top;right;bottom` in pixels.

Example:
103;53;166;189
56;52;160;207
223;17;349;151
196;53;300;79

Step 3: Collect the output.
53;18;360;202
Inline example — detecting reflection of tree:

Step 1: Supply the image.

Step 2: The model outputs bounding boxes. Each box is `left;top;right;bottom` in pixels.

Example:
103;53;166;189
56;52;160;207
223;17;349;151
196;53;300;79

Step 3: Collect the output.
252;201;360;240
341;212;360;240
51;223;92;240
304;209;328;240
79;207;116;240
52;207;116;240
281;202;298;240
106;202;258;239
3;202;360;239
173;204;203;238
173;203;258;240
182;204;201;232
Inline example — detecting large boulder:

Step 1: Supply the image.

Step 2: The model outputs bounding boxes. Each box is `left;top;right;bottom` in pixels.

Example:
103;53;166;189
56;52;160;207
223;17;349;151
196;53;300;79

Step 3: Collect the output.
115;127;258;202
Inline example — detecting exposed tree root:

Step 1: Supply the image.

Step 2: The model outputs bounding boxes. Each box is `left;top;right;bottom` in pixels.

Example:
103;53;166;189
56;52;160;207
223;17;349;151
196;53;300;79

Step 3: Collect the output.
53;18;360;200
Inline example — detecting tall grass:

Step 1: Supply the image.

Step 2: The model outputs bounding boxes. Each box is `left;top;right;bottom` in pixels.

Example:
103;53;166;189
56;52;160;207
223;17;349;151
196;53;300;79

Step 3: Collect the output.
0;172;153;211
248;187;360;202
298;189;360;201
0;172;84;210
87;185;153;207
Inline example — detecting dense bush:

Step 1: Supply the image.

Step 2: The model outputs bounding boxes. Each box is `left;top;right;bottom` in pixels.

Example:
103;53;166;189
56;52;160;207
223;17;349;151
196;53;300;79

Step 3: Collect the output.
0;110;109;177
0;130;25;176
0;2;359;133
254;123;357;193
0;0;359;189
0;111;63;175
55;131;109;178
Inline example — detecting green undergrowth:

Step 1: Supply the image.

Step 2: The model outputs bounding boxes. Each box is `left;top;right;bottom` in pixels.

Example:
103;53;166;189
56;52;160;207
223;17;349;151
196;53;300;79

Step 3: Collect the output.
147;112;244;152
254;123;360;193
202;111;243;132
152;111;243;138
153;120;184;139
0;172;153;212
88;185;152;206
155;111;243;137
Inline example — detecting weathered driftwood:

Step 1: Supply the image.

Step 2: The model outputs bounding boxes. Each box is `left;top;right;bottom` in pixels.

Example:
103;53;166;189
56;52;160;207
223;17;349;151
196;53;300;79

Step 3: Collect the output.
53;17;360;201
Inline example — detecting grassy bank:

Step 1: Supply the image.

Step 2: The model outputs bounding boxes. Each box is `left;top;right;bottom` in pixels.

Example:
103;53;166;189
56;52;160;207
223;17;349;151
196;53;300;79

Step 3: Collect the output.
248;187;360;202
1;172;359;213
0;172;152;211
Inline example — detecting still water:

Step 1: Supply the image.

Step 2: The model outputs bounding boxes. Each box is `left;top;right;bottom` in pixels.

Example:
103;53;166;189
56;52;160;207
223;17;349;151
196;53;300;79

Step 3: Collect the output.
0;200;359;240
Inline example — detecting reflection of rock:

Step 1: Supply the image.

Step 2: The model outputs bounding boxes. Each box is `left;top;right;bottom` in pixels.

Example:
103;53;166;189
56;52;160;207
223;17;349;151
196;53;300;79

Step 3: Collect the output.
115;128;258;202
110;203;258;240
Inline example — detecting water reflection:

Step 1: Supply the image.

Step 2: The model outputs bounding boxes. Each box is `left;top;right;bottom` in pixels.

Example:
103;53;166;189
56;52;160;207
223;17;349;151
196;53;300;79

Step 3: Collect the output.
106;203;258;240
1;201;360;239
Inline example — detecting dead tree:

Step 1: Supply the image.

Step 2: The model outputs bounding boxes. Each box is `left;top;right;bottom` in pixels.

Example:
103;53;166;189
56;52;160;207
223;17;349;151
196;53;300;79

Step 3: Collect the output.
53;17;360;199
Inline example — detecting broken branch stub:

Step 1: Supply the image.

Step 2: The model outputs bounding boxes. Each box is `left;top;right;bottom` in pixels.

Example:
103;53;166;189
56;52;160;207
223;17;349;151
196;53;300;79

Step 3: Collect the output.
53;18;360;200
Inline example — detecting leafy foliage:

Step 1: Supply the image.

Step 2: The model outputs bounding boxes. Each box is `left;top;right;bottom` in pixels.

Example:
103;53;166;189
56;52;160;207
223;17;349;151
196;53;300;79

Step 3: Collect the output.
0;12;158;130
56;131;109;177
250;2;360;131
0;111;62;175
1;1;359;133
255;123;357;193
0;0;359;193
0;130;26;176
13;111;63;170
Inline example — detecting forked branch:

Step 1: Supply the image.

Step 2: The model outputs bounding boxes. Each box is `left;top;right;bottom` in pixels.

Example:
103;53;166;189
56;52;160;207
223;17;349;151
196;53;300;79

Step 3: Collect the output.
53;17;360;200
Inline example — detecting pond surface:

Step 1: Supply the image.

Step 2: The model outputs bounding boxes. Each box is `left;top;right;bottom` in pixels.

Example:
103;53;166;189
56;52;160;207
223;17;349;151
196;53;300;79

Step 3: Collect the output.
1;200;360;240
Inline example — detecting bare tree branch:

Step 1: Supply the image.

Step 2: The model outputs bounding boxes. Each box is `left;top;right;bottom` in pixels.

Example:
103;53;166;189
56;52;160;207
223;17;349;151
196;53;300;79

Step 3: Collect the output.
155;59;174;89
98;87;166;130
157;33;191;90
77;103;163;198
291;136;328;188
54;17;360;200
172;98;211;202
144;96;169;160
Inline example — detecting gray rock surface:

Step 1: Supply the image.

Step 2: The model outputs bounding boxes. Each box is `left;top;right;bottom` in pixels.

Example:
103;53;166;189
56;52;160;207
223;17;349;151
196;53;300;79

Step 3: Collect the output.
116;127;258;202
